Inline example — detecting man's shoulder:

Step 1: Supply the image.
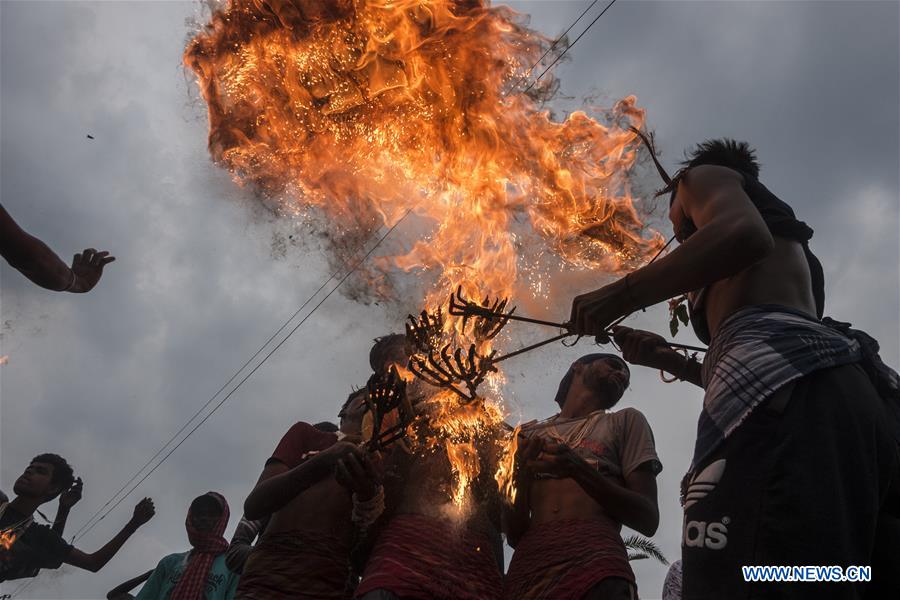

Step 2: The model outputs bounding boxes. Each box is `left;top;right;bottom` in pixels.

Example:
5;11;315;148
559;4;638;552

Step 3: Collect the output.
683;164;746;186
281;421;317;436
608;406;653;431
23;521;66;545
156;551;190;570
269;420;337;466
279;421;338;445
609;406;647;420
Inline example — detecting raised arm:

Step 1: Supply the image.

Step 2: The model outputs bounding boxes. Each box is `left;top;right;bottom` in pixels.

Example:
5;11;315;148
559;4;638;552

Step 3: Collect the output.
571;165;774;335
65;498;155;573
0;203;115;293
243;441;357;520
52;477;83;536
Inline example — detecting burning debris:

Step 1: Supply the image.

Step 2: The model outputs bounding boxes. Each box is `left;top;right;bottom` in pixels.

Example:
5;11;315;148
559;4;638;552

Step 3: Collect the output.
185;0;663;510
0;529;17;553
184;0;662;304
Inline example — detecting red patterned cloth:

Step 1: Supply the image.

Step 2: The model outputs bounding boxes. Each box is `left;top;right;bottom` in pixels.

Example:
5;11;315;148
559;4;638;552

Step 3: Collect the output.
235;530;350;600
355;513;502;600
503;518;636;600
170;492;230;600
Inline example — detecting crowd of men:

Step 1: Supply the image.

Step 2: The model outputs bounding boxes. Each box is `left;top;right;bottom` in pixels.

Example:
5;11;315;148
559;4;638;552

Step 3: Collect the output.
1;138;898;599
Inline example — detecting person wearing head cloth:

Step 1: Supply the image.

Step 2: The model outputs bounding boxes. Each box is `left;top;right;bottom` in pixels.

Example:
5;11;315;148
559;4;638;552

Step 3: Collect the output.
136;492;237;600
503;353;662;600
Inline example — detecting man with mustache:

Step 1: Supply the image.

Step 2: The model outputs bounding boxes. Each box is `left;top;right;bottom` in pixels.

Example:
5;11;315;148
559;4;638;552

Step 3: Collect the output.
503;353;661;600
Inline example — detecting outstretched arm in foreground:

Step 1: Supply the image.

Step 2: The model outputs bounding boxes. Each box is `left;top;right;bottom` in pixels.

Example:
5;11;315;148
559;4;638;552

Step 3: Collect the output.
613;327;703;388
571;165;775;335
0;203;115;292
64;498;155;573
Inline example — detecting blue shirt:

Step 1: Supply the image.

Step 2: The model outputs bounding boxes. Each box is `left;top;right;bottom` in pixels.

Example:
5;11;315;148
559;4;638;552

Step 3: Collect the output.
136;551;239;600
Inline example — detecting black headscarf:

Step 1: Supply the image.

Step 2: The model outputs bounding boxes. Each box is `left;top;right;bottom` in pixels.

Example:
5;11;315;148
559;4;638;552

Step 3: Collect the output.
553;353;630;408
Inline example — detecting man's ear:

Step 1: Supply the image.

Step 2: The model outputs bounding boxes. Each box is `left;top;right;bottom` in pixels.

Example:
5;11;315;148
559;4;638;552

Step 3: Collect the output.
44;487;63;503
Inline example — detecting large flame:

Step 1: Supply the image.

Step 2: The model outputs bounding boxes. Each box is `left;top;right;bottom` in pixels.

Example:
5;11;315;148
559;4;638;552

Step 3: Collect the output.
185;0;660;510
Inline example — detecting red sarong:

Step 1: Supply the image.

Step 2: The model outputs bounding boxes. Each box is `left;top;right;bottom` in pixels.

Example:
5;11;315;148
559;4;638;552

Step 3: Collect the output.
355;513;502;600
235;530;350;600
503;518;636;600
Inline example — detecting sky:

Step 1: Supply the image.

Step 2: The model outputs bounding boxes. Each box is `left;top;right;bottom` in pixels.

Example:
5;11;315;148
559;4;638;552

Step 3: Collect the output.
1;1;898;598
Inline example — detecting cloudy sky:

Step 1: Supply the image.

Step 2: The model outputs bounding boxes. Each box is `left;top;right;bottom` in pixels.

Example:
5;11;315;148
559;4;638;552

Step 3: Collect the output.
1;1;897;598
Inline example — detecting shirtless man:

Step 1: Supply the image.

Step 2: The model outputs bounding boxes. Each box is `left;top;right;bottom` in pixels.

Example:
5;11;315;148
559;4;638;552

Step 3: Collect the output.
351;334;505;600
503;353;661;600
571;139;900;598
234;388;370;600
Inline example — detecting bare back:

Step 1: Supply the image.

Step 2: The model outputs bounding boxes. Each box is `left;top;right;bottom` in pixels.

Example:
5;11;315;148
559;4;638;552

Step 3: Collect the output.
704;236;817;337
668;165;819;337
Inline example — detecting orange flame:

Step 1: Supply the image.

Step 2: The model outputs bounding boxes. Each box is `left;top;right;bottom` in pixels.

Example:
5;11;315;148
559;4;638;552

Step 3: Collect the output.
494;424;520;504
0;529;18;553
185;0;660;509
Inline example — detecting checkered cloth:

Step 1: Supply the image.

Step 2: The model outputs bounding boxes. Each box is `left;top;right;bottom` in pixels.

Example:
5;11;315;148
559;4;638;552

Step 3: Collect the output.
171;492;230;600
693;305;900;471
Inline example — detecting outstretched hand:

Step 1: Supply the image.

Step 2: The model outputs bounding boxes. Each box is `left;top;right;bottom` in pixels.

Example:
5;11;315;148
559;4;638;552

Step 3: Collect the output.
58;477;83;509
130;498;155;527
69;248;115;293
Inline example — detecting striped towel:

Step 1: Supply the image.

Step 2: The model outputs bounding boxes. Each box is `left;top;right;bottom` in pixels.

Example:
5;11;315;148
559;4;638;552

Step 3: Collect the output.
693;305;865;470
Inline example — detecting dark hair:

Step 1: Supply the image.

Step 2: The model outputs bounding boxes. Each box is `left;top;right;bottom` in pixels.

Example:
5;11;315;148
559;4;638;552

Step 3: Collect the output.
313;421;339;432
369;334;408;372
339;388;367;417
189;493;223;519
31;454;74;496
682;138;760;178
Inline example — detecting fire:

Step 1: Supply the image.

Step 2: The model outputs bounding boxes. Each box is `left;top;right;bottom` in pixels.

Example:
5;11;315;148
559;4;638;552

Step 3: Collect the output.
494;424;520;504
0;529;18;553
185;0;661;509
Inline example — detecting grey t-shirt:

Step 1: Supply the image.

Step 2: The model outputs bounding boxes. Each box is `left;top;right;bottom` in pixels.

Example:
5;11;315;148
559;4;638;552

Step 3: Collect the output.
521;407;662;482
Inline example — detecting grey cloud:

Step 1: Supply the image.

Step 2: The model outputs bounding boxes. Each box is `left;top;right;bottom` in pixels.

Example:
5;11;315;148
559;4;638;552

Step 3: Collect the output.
2;2;897;598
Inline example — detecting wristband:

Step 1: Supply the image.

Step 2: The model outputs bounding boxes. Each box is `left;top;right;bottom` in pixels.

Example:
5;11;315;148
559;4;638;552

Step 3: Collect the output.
660;352;695;384
351;485;385;530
